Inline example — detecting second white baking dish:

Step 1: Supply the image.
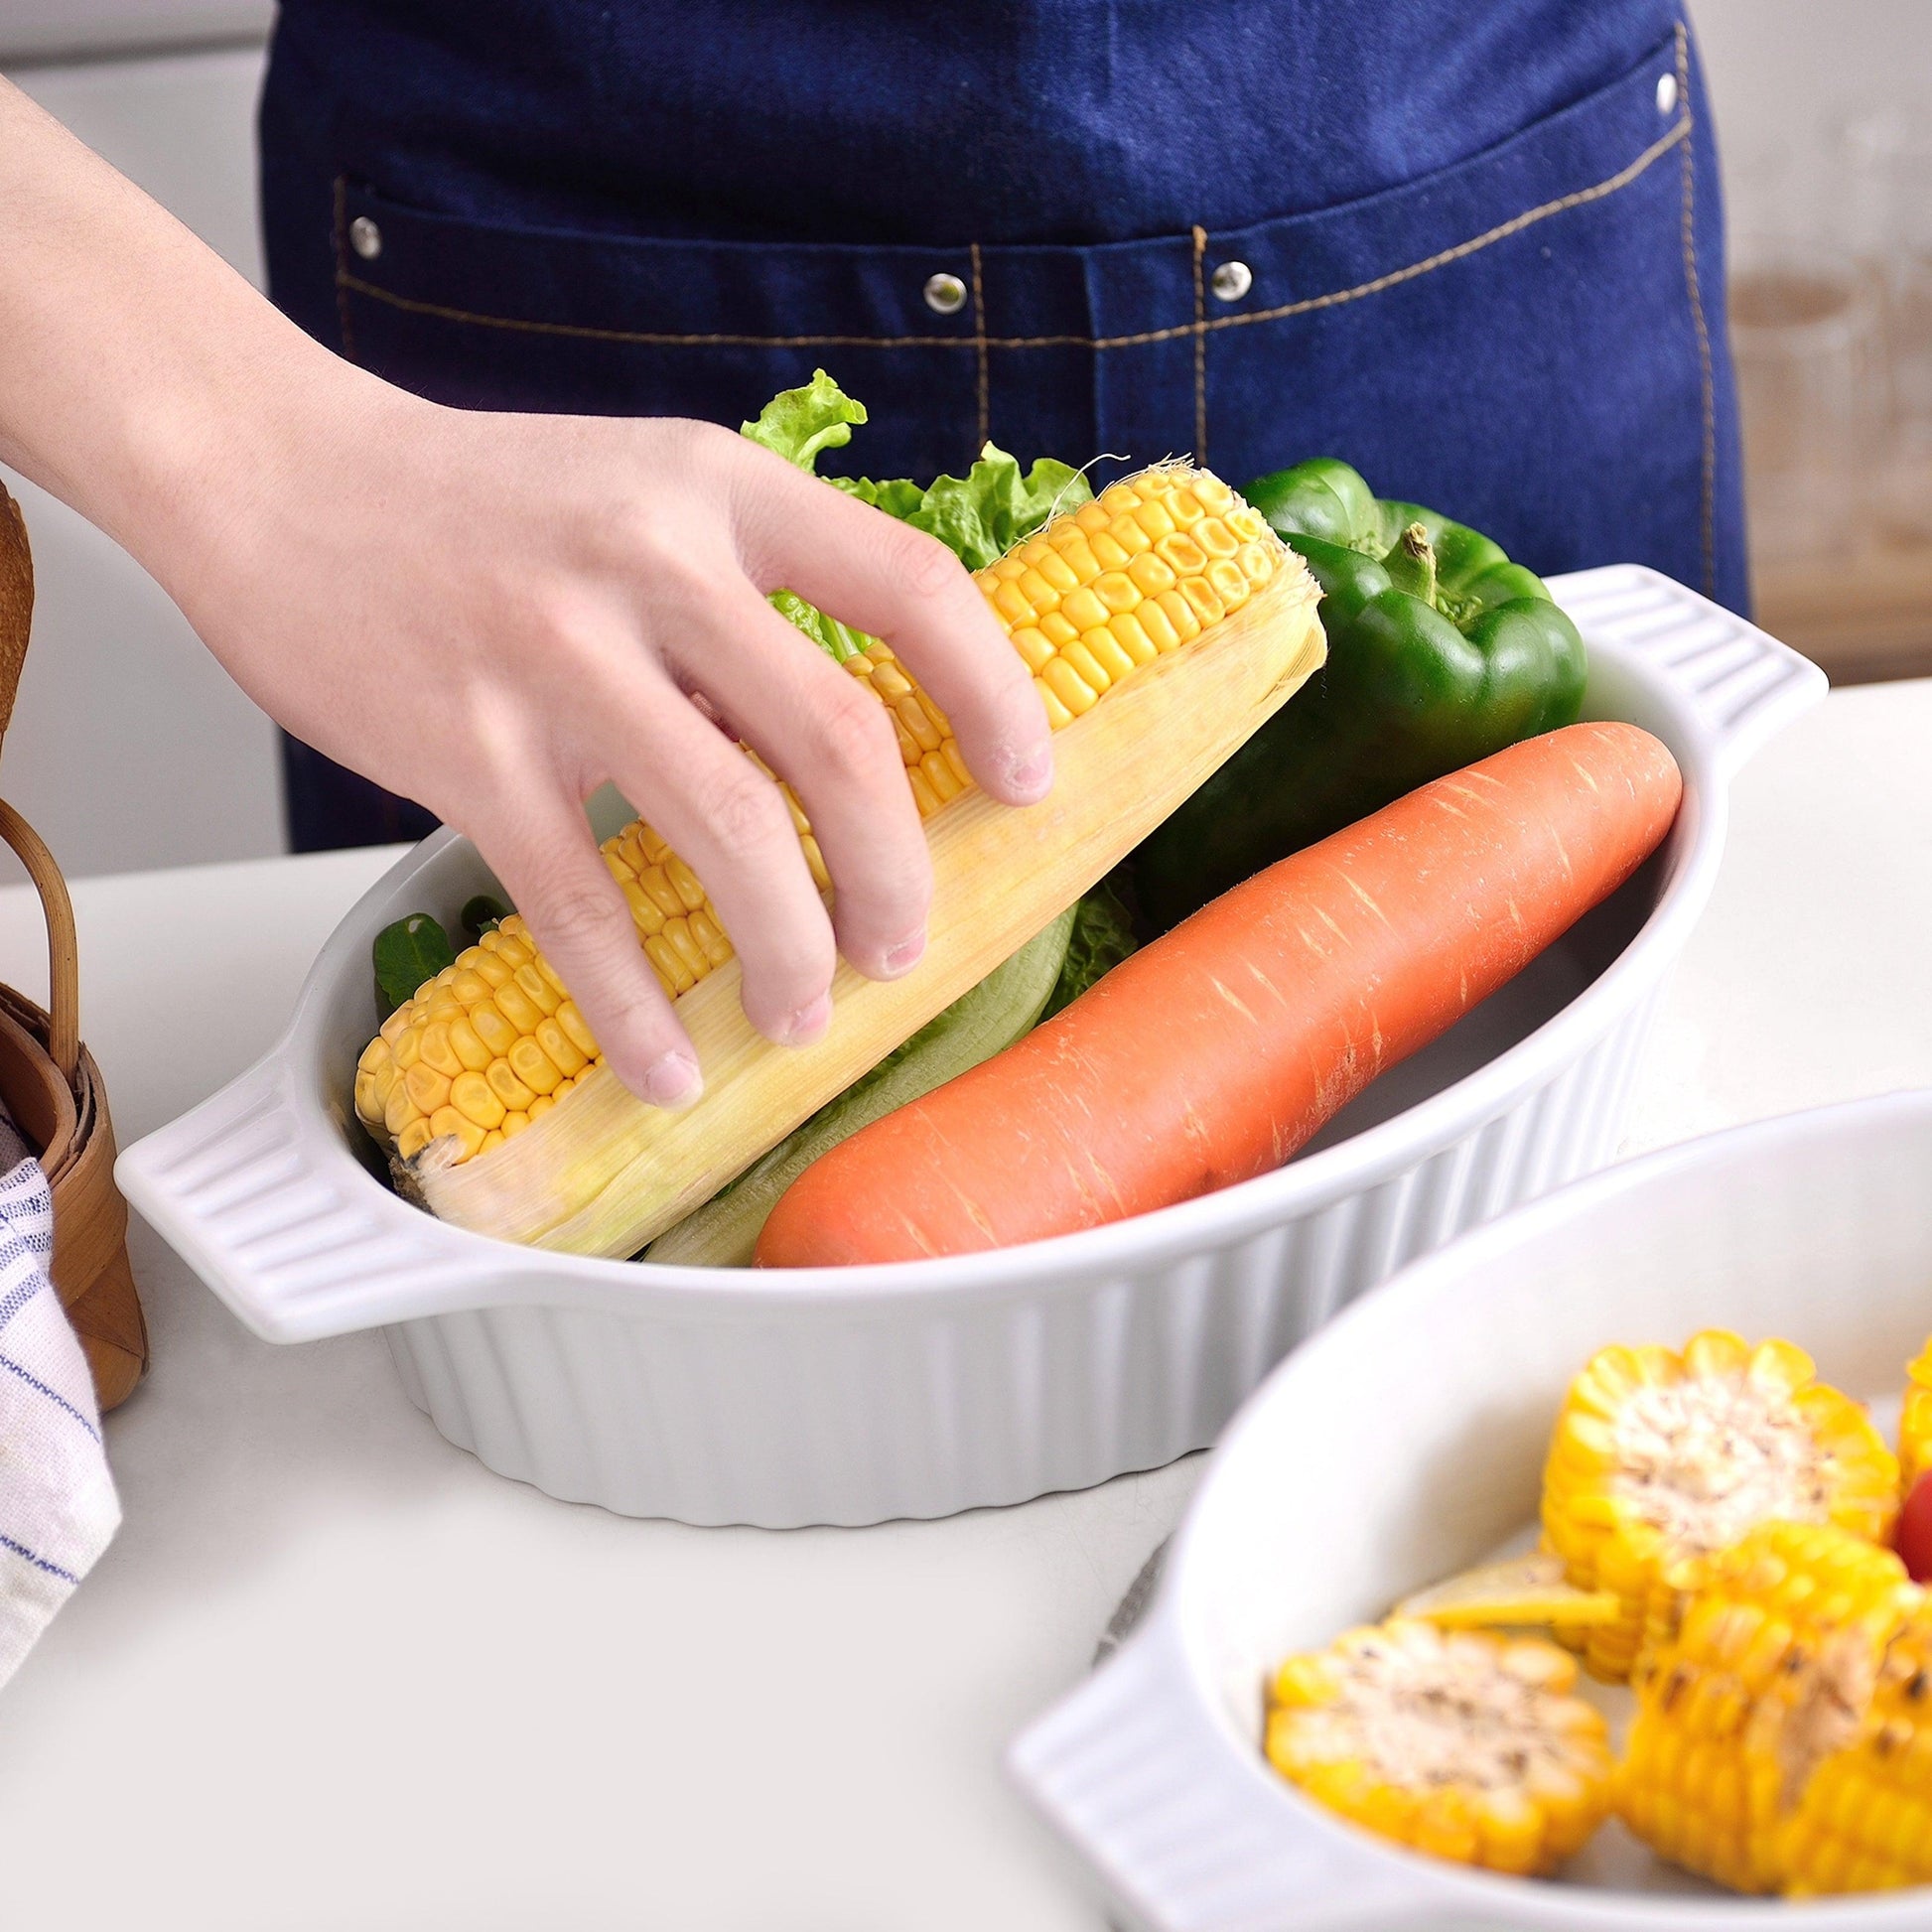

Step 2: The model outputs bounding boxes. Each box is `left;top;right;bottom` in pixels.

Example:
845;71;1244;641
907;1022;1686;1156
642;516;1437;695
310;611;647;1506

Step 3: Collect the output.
116;566;1821;1526
1012;1090;1932;1931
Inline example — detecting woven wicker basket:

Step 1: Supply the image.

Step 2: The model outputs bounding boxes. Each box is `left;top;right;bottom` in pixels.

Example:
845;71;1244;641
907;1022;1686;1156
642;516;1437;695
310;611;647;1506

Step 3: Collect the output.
0;488;147;1409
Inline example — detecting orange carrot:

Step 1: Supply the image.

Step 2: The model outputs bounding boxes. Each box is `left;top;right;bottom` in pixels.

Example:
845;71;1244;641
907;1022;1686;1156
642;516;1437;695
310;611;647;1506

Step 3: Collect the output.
757;722;1682;1268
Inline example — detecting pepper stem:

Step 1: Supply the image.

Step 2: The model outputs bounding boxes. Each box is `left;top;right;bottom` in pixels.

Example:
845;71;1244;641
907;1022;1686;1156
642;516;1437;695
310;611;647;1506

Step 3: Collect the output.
1383;521;1439;607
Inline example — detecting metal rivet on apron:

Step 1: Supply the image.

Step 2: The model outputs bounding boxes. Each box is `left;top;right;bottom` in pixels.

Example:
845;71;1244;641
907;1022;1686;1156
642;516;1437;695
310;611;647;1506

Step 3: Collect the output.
348;215;383;261
1210;259;1253;304
923;272;968;316
1655;71;1679;116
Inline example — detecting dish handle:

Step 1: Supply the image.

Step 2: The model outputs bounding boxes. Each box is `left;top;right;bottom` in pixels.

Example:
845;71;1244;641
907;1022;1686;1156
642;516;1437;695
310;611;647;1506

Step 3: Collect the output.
114;1051;523;1342
1010;1627;1442;1932
1550;563;1827;784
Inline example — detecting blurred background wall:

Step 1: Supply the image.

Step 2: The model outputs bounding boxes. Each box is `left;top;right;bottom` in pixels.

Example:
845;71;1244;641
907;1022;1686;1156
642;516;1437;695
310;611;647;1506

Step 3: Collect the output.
2;2;1928;879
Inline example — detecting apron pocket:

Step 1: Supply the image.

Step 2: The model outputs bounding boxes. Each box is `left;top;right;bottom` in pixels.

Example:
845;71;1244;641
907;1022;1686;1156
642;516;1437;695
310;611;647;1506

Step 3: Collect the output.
331;182;993;483
1183;21;1735;603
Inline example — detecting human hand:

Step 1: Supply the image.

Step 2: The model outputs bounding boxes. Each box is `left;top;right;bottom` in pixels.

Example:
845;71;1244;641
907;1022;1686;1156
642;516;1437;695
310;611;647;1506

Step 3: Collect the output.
177;373;1056;1106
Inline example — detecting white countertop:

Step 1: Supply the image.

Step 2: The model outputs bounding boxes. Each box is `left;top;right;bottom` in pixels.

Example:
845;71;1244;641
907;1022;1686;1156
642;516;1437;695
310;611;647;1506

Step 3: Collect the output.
0;680;1928;1929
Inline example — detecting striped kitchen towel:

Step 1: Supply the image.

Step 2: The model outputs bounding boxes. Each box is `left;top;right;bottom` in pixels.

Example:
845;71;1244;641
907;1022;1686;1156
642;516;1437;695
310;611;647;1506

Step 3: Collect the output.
0;1111;118;1686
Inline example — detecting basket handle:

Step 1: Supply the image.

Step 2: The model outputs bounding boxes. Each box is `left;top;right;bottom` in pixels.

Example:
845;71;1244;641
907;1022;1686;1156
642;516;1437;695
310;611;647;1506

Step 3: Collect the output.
0;488;31;749
0;491;78;1083
0;800;79;1084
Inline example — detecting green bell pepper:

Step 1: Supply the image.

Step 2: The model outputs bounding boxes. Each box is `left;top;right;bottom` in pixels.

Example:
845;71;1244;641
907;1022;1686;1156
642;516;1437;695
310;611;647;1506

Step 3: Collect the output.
1131;458;1587;931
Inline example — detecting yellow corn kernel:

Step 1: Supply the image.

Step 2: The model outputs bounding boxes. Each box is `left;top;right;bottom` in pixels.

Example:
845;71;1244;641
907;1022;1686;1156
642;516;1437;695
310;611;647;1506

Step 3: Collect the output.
1010;567;1053;614
403;1062;452;1116
1179;574;1230;625
450;1070;506;1130
506;1035;562;1097
428;1106;486;1160
1107;610;1159;666
991;578;1034;625
1157;588;1202;642
485;1058;537;1112
1042;656;1099;716
1160;531;1209;577
1011;625;1056;672
644;932;696;995
1138;596;1182;653
1035;680;1074;729
1051;529;1103;580
1059;640;1111;695
897;693;942;753
1059;585;1110;633
1082;626;1137;682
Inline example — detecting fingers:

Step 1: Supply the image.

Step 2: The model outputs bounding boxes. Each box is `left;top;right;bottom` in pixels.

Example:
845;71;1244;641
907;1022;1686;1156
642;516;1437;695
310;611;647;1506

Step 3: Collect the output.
473;787;704;1109
588;659;840;1047
727;444;1054;807
663;587;932;980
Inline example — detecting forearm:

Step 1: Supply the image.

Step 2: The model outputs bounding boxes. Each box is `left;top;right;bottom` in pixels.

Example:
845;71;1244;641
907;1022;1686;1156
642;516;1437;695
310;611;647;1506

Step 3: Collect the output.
0;76;352;594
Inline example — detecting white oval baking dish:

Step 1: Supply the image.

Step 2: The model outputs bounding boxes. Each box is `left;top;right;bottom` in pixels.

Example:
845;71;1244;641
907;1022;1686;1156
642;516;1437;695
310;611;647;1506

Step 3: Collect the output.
116;566;1822;1527
1011;1090;1932;1932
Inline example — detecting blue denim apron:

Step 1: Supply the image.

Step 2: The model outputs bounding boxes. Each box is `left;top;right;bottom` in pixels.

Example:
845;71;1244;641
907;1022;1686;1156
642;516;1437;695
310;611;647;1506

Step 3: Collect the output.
260;1;1745;849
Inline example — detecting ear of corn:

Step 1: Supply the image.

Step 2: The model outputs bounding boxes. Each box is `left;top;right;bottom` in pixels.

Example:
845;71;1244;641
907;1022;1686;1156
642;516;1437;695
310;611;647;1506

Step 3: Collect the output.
1775;1593;1932;1895
1265;1618;1613;1876
1616;1520;1931;1896
357;465;1323;1256
1901;1336;1932;1494
1539;1332;1900;1682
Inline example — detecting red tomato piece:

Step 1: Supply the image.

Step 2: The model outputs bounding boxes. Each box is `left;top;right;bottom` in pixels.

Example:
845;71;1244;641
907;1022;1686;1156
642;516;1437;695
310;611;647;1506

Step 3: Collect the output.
1897;1472;1932;1584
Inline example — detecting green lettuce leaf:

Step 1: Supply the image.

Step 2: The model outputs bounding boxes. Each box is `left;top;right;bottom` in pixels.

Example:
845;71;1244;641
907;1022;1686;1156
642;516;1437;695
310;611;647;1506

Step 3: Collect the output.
835;475;927;521
878;448;1091;571
768;588;874;666
373;912;455;1018
739;369;867;472
742;371;1093;656
1040;884;1138;1022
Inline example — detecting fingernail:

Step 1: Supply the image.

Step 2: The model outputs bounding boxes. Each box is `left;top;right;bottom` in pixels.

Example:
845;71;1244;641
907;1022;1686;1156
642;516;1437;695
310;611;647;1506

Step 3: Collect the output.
642;1050;703;1109
1005;744;1054;802
780;992;833;1045
882;931;926;977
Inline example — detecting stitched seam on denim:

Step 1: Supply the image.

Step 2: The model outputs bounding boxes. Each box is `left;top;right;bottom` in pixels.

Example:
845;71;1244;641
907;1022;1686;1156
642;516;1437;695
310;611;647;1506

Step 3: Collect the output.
332;175;357;361
969;241;990;455
1674;21;1718;598
1190;225;1208;464
334;117;1687;354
